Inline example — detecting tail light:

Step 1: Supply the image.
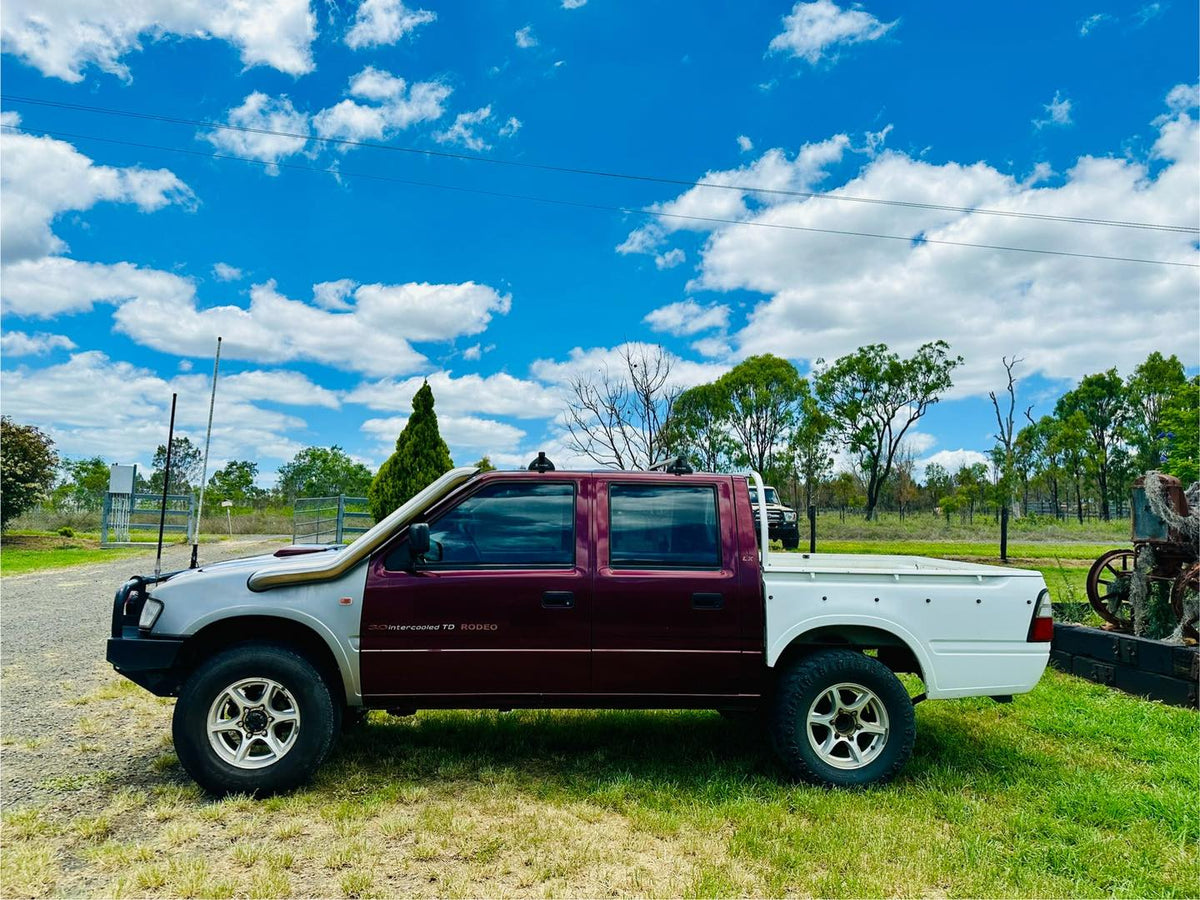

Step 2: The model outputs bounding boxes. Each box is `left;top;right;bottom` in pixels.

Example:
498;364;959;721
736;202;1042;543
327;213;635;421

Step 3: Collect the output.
1027;589;1054;642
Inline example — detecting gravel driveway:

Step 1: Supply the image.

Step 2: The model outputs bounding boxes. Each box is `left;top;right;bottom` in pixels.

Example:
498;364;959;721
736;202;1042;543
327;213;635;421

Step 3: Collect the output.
1;537;289;809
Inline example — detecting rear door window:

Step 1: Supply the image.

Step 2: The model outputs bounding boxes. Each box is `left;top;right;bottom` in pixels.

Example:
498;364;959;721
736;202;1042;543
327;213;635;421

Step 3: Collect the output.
609;483;720;569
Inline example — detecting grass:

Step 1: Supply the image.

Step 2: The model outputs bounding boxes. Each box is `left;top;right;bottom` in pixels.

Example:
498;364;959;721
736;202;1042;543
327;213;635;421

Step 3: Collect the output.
0;533;148;575
2;667;1197;898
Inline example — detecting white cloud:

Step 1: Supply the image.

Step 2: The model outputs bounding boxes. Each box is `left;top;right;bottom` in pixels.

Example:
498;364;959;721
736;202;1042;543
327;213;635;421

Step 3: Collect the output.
205;93;310;171
213;262;243;281
640;87;1199;396
314;68;451;145
345;0;435;49
362;414;526;458
737;135;754;153
0;351;335;465
643;300;730;337
2;256;196;318
0;331;77;356
1079;12;1113;35
530;342;727;392
312;278;357;310
655;248;686;270
0;124;192;264
515;25;538;48
1034;91;1073;129
1;0;316;82
499;116;522;138
434;106;494;151
616;223;666;256
108;279;510;376
768;0;896;64
1164;82;1200;114
345;370;561;419
917;449;991;480
562;0;587;7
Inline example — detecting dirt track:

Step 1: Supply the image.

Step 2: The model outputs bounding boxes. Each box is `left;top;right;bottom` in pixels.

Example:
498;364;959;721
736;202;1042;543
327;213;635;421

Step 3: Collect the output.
0;537;289;809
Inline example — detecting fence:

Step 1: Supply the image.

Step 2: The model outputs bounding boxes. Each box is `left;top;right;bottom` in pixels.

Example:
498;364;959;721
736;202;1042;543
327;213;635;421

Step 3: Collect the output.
101;492;196;547
293;496;373;545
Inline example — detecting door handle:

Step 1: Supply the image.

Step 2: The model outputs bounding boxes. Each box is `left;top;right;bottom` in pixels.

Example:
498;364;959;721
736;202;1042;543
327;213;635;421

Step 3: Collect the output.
692;592;724;610
542;591;575;609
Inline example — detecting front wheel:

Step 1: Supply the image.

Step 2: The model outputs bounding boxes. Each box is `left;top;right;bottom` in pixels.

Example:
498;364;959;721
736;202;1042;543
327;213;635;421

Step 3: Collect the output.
769;649;915;787
173;643;340;796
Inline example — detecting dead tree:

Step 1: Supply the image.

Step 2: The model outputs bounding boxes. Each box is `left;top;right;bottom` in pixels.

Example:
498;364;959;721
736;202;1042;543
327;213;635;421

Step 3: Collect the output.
564;344;681;469
990;356;1023;562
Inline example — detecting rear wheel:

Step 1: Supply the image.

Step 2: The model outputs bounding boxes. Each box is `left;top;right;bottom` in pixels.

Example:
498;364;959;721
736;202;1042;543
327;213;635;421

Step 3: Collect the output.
173;643;340;796
769;649;915;787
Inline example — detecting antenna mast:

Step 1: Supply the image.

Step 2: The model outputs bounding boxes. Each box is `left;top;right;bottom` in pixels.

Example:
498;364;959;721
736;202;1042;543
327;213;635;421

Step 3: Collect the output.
190;337;223;569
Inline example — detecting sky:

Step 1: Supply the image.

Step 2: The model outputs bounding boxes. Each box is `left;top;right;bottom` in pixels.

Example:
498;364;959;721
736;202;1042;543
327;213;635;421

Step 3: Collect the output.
1;0;1197;486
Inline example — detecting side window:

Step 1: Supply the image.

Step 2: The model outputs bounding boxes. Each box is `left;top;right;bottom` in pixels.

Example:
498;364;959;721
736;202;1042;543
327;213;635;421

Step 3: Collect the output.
609;483;720;569
389;482;575;569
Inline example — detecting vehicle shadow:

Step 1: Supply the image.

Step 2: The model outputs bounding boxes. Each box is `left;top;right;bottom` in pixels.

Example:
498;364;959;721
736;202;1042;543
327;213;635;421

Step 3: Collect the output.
315;704;1062;797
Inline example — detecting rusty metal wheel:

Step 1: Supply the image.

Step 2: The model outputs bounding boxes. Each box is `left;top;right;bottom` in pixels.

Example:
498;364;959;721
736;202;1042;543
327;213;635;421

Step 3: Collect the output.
1087;548;1137;631
1170;562;1199;642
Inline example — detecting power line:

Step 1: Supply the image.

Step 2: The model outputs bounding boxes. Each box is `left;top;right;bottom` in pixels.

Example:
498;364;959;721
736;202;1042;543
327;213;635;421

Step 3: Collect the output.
6;122;1196;270
4;93;1198;236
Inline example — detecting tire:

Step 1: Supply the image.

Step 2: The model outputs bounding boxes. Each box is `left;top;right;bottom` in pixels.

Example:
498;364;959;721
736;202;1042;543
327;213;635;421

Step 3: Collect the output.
173;643;340;796
769;649;915;788
781;534;800;551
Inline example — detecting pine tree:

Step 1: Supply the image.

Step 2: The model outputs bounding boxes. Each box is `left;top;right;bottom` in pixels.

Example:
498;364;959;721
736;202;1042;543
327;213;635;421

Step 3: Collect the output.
368;383;454;520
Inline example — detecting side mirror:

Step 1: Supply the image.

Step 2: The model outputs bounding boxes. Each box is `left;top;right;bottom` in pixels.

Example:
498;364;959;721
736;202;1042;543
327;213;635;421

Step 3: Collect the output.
409;522;430;557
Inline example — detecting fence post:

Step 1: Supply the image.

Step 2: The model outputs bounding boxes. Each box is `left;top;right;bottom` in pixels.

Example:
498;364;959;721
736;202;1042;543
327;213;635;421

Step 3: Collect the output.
336;495;346;544
101;492;111;547
808;505;817;554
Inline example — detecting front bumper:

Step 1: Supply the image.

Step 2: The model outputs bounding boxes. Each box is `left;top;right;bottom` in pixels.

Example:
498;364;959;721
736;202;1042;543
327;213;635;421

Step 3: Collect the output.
107;628;185;694
107;574;185;695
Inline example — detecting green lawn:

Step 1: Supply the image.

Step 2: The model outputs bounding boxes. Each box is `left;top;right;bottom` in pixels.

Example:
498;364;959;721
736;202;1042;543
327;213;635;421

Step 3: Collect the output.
2;670;1196;897
0;540;145;576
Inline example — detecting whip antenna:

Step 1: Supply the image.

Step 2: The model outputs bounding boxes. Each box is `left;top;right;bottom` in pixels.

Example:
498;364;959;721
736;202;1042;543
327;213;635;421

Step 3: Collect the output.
154;393;177;579
190;336;223;569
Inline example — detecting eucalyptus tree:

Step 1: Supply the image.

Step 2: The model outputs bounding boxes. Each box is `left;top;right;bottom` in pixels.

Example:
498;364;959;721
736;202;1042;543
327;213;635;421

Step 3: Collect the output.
815;341;962;520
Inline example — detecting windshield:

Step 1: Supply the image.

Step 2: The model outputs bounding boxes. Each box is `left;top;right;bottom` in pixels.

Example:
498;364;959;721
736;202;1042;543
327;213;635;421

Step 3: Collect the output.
748;486;780;505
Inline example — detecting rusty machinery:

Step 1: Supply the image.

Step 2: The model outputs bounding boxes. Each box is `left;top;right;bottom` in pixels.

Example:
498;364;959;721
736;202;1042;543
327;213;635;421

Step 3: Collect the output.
1087;474;1199;641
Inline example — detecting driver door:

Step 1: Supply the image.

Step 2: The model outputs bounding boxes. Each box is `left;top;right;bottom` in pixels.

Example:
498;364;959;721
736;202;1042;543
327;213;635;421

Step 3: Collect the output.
360;475;592;699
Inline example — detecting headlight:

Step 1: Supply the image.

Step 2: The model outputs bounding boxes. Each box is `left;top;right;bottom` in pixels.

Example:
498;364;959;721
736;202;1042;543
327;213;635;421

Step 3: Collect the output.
783;511;797;523
139;598;164;631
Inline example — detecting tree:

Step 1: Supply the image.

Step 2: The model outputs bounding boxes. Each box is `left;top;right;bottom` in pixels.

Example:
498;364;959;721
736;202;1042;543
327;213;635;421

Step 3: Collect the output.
989;356;1023;560
1126;352;1187;471
1;417;58;530
923;462;953;501
564;344;680;469
150;437;202;495
205;460;263;507
815;341;962;520
1160;375;1199;484
716;354;805;474
664;381;736;472
829;471;862;520
1048;412;1090;523
473;456;497;473
369;383;454;520
1056;369;1125;520
893;445;919;521
56;456;111;511
278;446;373;502
785;391;836;511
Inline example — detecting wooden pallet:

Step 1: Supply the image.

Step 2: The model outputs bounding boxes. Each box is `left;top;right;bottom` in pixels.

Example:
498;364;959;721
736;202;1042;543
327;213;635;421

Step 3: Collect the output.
1050;623;1198;709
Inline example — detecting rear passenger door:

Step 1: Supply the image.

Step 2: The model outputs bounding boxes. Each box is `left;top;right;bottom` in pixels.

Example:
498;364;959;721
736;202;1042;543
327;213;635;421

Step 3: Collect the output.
592;478;744;695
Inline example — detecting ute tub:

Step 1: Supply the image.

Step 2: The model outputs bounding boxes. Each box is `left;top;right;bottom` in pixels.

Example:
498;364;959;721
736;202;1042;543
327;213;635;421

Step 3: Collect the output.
762;552;1050;699
765;552;1044;579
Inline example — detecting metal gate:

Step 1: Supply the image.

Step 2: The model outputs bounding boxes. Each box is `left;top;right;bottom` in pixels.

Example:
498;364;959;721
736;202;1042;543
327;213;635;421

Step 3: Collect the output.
292;496;373;545
101;493;196;547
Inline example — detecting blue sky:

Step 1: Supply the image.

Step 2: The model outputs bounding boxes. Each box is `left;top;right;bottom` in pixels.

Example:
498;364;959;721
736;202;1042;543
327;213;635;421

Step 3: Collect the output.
1;0;1197;483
